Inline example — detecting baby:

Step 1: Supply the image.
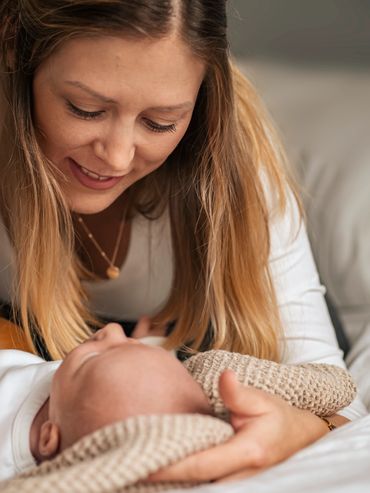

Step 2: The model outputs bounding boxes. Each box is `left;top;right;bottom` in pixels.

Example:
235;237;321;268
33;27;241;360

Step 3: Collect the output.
0;323;357;485
0;323;212;481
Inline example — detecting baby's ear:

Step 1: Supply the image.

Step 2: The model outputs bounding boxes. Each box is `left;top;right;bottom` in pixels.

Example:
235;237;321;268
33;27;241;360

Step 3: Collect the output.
38;421;61;460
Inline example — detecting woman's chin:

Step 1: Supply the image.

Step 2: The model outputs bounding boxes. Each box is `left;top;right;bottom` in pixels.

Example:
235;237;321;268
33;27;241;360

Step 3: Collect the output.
66;191;122;215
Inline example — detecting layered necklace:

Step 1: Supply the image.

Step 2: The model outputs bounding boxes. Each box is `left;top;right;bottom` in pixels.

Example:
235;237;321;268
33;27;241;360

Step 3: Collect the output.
77;207;127;280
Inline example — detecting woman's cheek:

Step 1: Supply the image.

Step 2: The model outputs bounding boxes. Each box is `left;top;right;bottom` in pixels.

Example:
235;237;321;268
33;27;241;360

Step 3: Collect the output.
35;113;80;158
141;128;187;163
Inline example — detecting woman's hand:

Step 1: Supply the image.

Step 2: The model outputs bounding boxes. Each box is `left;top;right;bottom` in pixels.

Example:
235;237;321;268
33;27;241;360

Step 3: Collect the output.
131;316;167;338
148;370;331;483
130;316;152;338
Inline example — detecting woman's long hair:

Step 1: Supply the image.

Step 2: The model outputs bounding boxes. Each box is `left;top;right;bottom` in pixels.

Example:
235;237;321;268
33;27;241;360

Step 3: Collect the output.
0;0;297;360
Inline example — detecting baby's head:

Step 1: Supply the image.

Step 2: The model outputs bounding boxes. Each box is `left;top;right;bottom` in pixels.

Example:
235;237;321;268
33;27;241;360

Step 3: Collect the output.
36;324;212;460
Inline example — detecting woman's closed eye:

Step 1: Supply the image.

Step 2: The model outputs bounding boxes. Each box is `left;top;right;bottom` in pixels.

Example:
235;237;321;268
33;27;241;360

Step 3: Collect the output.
66;100;104;120
142;118;177;134
66;100;177;134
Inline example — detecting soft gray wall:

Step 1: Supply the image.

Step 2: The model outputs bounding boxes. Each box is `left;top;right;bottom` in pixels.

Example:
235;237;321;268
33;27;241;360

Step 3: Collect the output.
227;1;370;66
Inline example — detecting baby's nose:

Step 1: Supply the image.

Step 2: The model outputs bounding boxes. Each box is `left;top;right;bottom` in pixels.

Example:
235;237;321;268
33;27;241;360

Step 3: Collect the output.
101;323;127;341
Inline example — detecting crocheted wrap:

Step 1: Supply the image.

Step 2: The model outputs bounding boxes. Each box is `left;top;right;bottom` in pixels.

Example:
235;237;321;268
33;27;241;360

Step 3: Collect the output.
1;350;356;493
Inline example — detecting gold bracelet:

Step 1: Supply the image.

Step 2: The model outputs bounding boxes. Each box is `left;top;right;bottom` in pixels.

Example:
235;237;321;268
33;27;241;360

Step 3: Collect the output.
321;417;337;431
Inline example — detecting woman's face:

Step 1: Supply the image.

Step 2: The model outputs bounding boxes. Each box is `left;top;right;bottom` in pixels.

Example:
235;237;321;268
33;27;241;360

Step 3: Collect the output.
33;34;205;214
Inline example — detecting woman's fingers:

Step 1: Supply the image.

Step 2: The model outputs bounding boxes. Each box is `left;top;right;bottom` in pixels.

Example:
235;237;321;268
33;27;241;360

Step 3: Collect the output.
215;467;266;483
147;430;263;483
131;316;167;338
219;370;272;418
131;316;152;338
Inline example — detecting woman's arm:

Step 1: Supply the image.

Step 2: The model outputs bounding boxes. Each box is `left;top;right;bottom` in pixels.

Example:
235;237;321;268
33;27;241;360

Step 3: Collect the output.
269;189;367;420
147;191;367;483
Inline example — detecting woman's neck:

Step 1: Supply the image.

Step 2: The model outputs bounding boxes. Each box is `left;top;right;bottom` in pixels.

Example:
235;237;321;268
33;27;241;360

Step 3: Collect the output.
72;194;132;280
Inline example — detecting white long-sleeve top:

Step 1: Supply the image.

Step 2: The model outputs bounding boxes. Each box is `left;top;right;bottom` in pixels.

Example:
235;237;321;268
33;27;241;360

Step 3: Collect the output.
0;350;60;481
0;191;367;420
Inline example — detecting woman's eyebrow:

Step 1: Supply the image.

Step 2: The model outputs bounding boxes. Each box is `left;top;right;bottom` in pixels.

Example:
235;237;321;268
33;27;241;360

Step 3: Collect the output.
64;80;116;103
147;102;194;113
63;80;193;111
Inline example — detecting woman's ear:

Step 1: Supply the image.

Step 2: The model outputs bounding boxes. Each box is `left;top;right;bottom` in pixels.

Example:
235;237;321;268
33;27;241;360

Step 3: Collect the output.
38;420;61;459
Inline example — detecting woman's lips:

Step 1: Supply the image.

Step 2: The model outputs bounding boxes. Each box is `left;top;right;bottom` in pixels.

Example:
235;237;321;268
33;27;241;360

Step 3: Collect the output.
68;158;123;191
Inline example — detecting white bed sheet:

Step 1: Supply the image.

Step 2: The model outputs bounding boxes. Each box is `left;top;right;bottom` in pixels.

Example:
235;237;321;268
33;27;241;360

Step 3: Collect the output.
172;414;370;493
347;323;370;412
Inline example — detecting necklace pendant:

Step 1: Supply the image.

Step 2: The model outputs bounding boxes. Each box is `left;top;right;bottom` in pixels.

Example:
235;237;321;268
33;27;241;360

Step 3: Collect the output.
106;265;120;280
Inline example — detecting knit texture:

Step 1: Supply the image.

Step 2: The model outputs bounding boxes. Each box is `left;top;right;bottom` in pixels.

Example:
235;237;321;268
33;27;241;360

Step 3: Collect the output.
185;350;356;419
3;415;233;493
1;350;356;493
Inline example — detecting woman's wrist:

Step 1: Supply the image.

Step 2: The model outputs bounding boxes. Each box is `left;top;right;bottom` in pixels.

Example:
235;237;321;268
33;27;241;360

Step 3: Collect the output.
322;414;350;428
321;417;337;431
302;410;350;443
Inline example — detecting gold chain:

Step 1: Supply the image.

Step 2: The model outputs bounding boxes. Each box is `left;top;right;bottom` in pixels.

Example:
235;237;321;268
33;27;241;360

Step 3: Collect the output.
77;208;126;280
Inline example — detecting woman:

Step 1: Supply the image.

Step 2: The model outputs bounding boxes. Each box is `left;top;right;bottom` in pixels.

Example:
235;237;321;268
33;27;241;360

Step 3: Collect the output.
0;0;366;483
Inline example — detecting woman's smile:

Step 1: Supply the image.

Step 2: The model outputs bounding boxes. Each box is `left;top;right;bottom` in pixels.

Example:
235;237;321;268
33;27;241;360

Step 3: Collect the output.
68;158;125;191
76;162;121;180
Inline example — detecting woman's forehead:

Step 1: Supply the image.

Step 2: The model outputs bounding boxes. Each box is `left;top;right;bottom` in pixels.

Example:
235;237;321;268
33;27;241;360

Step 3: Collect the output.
36;34;205;106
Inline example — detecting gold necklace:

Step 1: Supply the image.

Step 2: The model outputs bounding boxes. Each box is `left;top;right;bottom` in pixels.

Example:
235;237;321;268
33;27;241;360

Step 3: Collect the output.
77;209;126;280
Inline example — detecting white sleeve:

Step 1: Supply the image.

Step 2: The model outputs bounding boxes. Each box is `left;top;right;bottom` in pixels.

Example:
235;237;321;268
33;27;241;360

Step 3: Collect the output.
0;350;57;480
269;190;368;420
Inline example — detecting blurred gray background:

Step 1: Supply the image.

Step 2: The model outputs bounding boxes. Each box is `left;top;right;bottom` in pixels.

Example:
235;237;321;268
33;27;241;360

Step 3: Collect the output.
224;2;370;354
227;0;370;66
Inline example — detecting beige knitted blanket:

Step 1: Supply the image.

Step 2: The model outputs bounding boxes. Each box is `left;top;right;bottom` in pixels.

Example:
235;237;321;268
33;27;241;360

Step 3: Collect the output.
1;350;356;493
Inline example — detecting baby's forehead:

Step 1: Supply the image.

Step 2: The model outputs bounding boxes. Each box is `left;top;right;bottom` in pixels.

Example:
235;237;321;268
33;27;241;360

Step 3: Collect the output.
91;342;178;372
78;345;190;396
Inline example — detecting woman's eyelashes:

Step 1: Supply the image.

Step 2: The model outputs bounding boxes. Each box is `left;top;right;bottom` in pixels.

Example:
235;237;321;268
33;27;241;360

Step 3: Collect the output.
66;100;104;120
65;100;177;134
142;118;177;134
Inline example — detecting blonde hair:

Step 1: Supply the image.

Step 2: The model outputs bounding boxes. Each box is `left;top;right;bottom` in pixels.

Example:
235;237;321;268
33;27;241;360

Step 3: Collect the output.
0;0;298;361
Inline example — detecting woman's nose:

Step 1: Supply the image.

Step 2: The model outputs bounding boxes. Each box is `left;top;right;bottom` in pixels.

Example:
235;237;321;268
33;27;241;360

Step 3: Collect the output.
93;126;135;175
